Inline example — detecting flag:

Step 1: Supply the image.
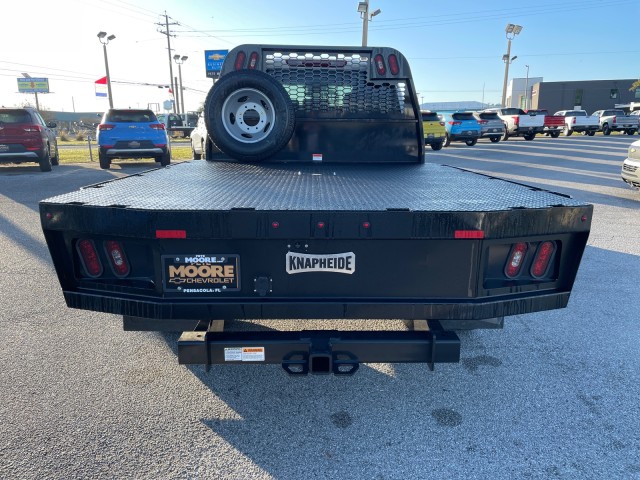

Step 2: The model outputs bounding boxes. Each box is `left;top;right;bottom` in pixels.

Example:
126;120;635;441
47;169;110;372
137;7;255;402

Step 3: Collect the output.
95;76;108;97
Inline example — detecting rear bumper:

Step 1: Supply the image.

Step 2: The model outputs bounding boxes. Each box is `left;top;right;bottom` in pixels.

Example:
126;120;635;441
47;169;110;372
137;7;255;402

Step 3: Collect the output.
449;131;480;141
102;146;166;158
0;151;38;160
571;125;599;132
513;126;544;134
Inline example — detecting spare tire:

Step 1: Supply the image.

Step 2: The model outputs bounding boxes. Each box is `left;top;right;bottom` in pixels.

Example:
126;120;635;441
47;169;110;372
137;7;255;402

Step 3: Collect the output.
204;70;295;162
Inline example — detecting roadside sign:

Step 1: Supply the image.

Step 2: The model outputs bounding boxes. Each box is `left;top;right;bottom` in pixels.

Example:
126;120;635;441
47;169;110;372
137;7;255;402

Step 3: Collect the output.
205;50;228;79
17;77;49;93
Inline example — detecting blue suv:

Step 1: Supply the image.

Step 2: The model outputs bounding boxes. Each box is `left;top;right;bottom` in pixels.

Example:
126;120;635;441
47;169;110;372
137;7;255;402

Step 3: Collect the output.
441;112;481;147
97;109;170;169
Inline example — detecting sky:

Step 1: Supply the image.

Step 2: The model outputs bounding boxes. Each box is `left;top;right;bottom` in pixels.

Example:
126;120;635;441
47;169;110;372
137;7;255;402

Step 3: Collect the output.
1;0;638;113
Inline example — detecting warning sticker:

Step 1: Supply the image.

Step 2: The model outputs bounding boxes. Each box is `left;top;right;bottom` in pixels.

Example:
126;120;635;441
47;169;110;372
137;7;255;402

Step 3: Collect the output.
224;347;265;362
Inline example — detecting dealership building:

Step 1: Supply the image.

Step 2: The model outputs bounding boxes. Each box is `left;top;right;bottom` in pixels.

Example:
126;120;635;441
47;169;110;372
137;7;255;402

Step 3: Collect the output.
507;77;639;113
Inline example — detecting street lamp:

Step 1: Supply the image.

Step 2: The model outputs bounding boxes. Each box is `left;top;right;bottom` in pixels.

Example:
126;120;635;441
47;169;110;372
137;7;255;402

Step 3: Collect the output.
524;64;531;110
173;54;188;115
501;23;522;108
97;31;116;109
357;0;382;47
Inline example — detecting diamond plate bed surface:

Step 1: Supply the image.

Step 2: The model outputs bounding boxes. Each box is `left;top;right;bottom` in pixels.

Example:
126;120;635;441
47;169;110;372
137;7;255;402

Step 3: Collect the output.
41;161;587;212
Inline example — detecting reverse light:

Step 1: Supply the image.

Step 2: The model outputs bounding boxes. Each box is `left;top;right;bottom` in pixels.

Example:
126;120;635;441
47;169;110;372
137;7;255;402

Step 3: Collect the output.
76;239;103;278
505;242;528;278
531;241;555;278
99;124;116;131
104;240;130;277
374;54;386;75
388;54;399;75
248;52;259;69
234;51;246;70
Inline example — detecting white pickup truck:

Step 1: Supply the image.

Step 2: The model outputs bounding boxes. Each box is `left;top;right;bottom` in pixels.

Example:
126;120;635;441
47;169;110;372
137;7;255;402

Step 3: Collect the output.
482;107;545;141
591;109;638;135
554;110;600;136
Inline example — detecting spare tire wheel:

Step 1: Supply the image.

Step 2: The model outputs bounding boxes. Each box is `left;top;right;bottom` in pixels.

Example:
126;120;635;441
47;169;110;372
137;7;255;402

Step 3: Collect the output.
204;70;295;162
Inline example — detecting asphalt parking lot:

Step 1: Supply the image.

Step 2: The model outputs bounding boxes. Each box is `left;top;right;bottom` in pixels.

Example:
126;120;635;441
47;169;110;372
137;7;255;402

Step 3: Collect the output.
1;135;639;479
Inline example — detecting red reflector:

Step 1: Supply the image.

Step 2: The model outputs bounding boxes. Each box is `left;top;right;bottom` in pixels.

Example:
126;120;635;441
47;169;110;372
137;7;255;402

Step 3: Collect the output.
154;144;167;147
362;222;371;229
388;54;399;75
155;230;186;239
531;241;555;278
234;51;246;70
317;222;325;229
505;242;528;278
272;221;280;229
454;230;484;239
104;240;130;277
99;124;115;131
76;239;103;277
374;54;386;75
248;52;259;69
150;123;165;130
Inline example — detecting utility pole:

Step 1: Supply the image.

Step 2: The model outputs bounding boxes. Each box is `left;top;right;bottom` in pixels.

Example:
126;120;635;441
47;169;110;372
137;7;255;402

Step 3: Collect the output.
157;11;179;114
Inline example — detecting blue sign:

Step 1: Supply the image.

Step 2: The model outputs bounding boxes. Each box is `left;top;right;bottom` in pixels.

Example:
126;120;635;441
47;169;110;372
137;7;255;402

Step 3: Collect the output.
205;50;228;78
17;77;49;93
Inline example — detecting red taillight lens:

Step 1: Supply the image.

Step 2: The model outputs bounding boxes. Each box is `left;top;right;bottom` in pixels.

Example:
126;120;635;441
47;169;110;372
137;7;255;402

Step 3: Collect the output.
572;117;577;124
612;116;616;123
478;120;488;125
76;239;103;278
505;242;528;278
531;241;555;278
448;121;462;126
374;54;386;75
104;240;130;277
234;51;246;70
248;51;259;69
439;122;445;127
513;116;519;126
23;125;42;132
388;54;399;75
150;123;165;130
99;124;115;131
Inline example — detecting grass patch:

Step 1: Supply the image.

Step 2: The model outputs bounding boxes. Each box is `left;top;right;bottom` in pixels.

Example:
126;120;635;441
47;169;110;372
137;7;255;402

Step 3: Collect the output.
58;145;193;164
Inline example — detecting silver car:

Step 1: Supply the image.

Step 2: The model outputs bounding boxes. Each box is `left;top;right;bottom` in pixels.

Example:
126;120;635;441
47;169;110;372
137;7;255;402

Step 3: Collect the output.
622;139;640;189
473;111;505;143
189;113;208;159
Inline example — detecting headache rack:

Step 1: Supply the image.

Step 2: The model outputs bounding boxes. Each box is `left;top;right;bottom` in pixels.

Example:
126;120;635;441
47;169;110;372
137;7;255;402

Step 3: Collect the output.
213;44;424;163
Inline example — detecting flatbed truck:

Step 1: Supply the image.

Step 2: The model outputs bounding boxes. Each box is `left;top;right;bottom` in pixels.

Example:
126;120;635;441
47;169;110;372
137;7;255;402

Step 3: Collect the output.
40;45;592;375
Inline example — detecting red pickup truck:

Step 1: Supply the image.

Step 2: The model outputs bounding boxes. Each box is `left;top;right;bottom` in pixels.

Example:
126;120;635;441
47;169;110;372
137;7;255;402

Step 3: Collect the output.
527;109;564;138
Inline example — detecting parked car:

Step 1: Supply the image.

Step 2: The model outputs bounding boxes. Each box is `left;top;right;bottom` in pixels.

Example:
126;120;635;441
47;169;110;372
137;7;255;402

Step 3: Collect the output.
190;112;208;159
591;109;638;135
0;107;58;171
440;112;481;147
472;111;504;143
157;113;183;128
421;110;446;150
180;111;199;128
553;110;599;136
96;109;170;170
621;139;640;189
481;107;544;141
526;109;565;138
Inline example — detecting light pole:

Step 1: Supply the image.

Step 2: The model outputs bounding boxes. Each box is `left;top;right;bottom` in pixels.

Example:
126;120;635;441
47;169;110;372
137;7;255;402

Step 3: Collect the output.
501;23;522;108
357;1;381;47
524;64;530;110
173;54;188;115
97;31;116;109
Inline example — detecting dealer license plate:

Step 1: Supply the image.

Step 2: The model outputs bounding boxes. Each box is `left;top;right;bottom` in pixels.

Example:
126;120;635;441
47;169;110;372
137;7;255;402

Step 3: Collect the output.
162;254;240;294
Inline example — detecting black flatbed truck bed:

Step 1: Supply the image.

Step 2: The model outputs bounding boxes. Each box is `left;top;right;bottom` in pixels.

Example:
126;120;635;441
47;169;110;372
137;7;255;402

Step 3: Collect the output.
40;160;591;373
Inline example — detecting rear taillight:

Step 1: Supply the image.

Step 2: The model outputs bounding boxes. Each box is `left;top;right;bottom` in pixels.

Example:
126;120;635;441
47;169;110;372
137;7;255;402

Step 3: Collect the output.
234;51;246;70
23;125;42;132
248;51;259;69
388;54;399;75
572;117;577;125
531;241;555;278
439;122;445;127
374;54;386;75
448;121;462;126
513;116;519;126
505;242;528;278
76;239;103;278
99;124;115;131
150;123;165;130
478;120;488;125
612;116;616;123
104;240;130;277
